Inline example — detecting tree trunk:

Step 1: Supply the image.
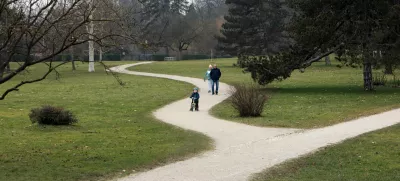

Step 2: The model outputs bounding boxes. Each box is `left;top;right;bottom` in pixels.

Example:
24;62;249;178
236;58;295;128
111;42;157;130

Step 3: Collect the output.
70;47;76;71
88;36;95;72
5;62;10;73
0;61;7;78
88;2;95;72
165;46;169;56
61;54;66;62
178;50;182;61
210;49;213;61
71;59;76;71
99;47;103;62
3;48;11;73
0;65;4;79
363;61;373;91
324;55;331;65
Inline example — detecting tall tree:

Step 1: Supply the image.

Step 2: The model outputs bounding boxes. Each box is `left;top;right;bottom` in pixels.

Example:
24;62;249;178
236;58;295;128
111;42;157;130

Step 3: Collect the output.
373;2;400;75
241;0;400;90
86;0;120;72
87;0;96;72
190;0;227;54
217;0;288;66
138;0;192;55
166;4;204;60
0;3;23;79
70;46;76;71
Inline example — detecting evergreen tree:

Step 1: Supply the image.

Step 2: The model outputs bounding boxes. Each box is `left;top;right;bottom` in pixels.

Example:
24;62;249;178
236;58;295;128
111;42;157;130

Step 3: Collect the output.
242;0;400;90
217;0;288;67
373;2;400;75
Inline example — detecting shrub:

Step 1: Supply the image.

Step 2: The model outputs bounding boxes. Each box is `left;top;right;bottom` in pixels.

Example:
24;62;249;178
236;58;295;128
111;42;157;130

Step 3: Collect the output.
152;54;168;61
29;105;78;125
372;73;387;86
235;56;247;68
229;83;268;117
391;74;400;87
181;54;209;60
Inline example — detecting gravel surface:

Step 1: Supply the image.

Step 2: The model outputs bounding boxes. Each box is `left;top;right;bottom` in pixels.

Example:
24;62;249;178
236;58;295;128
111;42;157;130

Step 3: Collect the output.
110;62;400;181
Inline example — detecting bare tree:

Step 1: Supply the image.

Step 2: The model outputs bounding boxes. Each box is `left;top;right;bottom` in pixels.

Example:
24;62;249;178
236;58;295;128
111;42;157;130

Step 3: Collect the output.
138;1;208;60
0;0;127;100
87;0;95;72
85;0;121;71
166;5;204;60
189;0;227;55
324;55;331;65
70;46;76;71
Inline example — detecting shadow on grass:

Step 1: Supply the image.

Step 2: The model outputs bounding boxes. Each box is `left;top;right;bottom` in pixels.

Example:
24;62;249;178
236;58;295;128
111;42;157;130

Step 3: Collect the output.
25;124;85;133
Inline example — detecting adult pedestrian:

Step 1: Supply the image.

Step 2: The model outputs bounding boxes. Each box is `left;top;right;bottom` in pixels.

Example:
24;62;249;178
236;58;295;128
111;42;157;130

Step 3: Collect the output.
209;64;221;95
204;64;213;93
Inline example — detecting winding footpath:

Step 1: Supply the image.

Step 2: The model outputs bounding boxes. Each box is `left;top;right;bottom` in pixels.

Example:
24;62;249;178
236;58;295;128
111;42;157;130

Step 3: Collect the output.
110;62;400;181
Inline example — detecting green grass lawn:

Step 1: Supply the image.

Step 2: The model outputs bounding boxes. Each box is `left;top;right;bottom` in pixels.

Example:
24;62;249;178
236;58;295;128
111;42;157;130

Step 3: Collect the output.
0;61;211;181
132;58;400;128
251;124;400;181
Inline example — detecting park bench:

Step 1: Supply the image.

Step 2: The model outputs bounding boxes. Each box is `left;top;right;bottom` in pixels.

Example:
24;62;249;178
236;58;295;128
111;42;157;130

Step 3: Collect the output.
164;57;176;61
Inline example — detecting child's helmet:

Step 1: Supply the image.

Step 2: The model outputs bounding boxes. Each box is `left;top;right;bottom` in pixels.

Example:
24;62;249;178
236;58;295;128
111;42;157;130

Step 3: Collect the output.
193;87;198;91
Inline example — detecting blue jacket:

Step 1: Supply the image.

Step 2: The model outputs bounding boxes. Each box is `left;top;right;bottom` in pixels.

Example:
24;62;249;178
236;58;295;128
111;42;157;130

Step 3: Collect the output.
190;92;200;100
210;68;221;81
204;70;211;80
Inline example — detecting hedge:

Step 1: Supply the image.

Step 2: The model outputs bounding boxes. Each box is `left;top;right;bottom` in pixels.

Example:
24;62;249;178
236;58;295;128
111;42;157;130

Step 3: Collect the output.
182;55;210;60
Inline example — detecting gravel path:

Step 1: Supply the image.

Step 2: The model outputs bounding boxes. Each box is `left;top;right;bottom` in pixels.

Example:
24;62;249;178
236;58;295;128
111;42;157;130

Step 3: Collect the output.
110;62;400;181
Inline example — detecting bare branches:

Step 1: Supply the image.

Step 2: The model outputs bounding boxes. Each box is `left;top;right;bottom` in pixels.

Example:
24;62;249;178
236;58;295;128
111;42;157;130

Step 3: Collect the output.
0;0;130;100
101;61;124;86
0;61;67;100
301;43;344;68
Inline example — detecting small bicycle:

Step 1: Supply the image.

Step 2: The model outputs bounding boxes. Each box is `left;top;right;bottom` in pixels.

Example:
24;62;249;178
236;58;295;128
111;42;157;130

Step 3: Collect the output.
189;98;197;111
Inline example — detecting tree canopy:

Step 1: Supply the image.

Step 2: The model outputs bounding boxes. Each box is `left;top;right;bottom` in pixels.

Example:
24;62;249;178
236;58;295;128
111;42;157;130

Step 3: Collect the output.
221;0;400;90
0;0;127;100
216;0;288;59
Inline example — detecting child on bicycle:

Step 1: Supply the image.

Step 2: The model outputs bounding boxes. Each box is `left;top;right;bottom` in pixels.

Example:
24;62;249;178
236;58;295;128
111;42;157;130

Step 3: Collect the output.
190;87;200;111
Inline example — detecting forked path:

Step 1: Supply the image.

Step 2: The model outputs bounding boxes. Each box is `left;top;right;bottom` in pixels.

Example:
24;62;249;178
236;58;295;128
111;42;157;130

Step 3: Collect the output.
110;62;400;181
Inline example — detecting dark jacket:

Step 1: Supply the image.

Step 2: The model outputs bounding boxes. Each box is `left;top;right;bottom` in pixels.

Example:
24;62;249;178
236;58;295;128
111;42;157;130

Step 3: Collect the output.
190;92;200;100
210;68;221;81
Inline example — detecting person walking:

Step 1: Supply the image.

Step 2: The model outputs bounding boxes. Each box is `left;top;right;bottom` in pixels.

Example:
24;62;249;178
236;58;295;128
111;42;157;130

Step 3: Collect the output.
209;64;222;95
204;64;213;93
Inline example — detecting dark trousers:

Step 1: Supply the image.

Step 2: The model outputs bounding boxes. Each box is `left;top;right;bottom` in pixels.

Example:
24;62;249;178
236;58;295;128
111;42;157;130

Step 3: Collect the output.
212;80;219;94
192;99;199;110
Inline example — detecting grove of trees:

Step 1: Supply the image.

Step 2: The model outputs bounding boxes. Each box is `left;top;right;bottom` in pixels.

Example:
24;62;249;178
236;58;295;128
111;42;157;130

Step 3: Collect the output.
3;0;399;100
138;0;227;60
218;0;400;91
0;0;227;100
0;0;133;100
